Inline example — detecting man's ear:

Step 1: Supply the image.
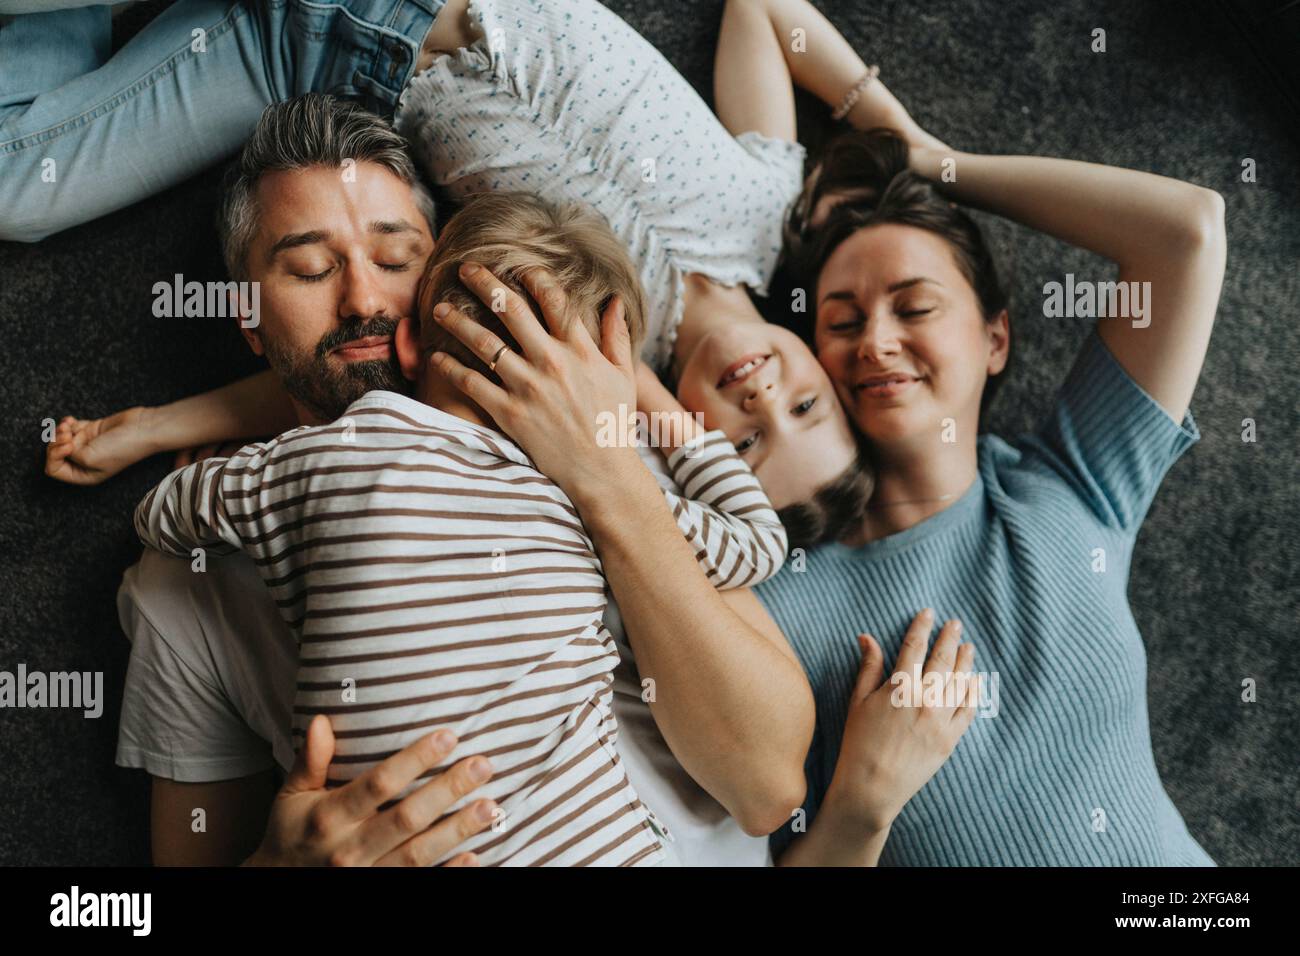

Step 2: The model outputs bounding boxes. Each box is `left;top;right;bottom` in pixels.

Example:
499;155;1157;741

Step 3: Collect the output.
393;315;422;381
229;288;265;356
986;308;1010;377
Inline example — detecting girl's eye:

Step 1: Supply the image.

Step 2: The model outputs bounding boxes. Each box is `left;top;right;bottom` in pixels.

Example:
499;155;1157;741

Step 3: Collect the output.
735;432;759;453
793;397;817;415
899;307;934;318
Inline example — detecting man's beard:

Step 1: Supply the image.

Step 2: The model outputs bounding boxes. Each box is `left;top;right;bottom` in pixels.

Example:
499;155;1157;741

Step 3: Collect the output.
262;316;410;423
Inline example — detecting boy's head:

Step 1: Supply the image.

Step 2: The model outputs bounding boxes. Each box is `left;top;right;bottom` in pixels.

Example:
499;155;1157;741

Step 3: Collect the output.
403;192;646;387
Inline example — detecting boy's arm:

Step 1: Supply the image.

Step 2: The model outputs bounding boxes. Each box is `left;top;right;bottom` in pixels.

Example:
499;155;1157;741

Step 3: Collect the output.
133;457;244;557
636;366;788;588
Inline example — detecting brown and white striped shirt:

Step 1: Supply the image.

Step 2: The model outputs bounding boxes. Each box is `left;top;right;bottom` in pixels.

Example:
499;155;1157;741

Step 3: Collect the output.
134;390;787;866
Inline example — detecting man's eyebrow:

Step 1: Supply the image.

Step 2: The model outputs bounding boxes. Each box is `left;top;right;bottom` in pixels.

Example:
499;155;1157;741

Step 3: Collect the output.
368;218;420;236
265;220;424;264
818;277;942;306
267;230;331;262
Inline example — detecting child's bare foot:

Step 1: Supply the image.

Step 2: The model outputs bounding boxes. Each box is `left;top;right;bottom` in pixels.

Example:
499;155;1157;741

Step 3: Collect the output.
45;406;158;486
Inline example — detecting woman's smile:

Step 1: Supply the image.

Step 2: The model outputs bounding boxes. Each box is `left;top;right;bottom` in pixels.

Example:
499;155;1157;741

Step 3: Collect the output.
853;372;924;401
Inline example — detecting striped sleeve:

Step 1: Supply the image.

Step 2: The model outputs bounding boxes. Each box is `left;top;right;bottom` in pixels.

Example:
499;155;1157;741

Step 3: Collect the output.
133;458;243;557
132;440;278;557
657;429;789;589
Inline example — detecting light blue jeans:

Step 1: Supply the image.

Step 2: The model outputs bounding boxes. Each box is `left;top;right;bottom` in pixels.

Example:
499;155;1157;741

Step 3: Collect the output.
0;0;445;242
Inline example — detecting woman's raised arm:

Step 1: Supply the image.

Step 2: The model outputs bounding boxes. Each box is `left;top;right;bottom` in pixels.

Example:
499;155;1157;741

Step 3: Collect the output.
909;147;1227;421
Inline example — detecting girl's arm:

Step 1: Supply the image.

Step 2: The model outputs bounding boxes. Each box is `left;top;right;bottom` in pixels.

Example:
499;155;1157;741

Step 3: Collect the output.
713;0;947;150
909;147;1227;422
45;371;299;485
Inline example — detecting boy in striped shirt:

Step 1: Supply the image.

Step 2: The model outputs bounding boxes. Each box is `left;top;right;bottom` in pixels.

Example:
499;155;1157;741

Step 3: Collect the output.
134;193;787;866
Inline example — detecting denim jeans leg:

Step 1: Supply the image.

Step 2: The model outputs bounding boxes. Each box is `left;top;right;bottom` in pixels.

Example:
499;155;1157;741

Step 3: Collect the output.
0;0;440;243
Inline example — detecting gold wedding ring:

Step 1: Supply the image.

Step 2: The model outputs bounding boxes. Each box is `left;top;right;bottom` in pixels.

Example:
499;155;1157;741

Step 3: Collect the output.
489;343;510;371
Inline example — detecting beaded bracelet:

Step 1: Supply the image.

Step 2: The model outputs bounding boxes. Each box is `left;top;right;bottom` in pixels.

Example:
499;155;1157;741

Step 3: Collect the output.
831;64;881;121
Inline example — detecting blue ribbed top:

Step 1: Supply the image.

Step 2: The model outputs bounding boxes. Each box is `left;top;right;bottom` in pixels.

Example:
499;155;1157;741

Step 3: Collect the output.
757;331;1214;866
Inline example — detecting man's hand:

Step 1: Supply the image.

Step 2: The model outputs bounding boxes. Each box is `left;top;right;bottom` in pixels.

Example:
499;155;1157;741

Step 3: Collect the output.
45;406;159;485
244;715;497;866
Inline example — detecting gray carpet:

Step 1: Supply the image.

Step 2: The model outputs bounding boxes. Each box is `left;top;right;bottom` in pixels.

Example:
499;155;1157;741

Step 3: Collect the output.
1;0;1296;866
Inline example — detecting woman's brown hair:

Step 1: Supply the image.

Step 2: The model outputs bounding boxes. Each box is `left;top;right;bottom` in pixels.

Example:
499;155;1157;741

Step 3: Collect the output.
783;129;1012;416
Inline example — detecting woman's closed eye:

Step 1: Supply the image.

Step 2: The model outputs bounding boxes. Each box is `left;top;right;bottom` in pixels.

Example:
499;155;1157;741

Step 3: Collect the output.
825;310;864;333
896;298;937;319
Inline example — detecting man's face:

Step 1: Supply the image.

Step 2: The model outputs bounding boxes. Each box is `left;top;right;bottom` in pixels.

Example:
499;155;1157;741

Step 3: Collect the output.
240;162;435;423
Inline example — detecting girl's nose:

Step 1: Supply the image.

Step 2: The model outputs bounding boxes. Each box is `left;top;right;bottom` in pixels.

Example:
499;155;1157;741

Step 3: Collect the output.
743;382;776;410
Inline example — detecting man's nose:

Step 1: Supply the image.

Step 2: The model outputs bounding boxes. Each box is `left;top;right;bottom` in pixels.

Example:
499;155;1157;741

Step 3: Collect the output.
338;260;389;320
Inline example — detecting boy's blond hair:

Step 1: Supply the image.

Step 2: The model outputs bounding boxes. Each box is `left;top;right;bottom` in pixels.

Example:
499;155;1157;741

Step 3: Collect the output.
417;192;646;378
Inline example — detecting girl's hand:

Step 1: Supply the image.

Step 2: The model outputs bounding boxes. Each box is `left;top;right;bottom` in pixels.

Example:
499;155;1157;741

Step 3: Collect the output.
45;406;160;485
824;609;978;834
428;262;642;498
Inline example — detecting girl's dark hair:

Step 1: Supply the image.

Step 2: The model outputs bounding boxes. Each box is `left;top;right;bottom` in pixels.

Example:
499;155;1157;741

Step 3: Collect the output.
776;443;875;551
783;129;1012;417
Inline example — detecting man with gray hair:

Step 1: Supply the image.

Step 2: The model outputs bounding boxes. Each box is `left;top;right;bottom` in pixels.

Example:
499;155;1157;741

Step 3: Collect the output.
115;93;508;867
214;93;437;424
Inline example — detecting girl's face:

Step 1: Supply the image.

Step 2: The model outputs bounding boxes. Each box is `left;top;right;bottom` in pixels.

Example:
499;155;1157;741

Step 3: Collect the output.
674;321;859;510
813;223;1008;454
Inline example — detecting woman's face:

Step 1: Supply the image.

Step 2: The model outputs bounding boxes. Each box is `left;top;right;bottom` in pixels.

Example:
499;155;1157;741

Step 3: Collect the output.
813;223;1008;452
675;321;859;510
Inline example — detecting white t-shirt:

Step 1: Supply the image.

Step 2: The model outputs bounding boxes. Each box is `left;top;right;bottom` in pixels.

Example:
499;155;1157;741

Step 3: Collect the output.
116;445;774;867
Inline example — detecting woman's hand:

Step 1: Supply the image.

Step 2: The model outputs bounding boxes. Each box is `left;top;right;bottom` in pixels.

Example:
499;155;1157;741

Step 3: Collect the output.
825;608;978;834
428;262;643;500
244;715;497;867
45;406;160;485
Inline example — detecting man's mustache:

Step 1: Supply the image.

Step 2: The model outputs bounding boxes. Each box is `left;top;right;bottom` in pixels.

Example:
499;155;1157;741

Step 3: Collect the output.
316;317;400;358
